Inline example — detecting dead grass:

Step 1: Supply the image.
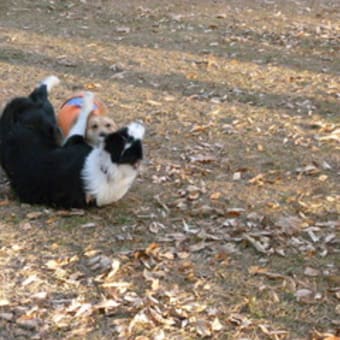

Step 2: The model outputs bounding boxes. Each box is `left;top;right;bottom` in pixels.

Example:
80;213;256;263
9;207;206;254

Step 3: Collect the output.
0;0;339;339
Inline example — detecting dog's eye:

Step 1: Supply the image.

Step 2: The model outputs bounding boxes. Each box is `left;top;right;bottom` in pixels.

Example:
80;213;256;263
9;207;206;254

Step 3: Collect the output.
91;124;98;129
105;123;112;128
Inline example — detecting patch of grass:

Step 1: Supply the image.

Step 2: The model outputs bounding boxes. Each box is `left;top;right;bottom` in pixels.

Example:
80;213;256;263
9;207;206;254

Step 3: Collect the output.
247;296;265;319
57;216;90;231
114;214;135;225
0;48;29;63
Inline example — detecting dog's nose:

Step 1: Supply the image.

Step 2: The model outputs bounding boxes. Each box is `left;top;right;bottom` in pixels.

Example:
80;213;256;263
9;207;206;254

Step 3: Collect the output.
133;160;142;169
99;132;107;137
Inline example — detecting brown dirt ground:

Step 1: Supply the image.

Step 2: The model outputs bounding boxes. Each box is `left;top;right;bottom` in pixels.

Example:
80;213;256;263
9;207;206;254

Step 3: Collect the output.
0;0;339;339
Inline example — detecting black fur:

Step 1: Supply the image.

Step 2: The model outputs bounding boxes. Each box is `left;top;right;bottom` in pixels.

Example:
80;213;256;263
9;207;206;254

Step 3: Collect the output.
104;127;143;165
0;83;143;208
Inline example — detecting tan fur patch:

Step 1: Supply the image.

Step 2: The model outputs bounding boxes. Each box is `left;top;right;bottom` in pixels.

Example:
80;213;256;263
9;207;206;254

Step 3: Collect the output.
85;115;117;146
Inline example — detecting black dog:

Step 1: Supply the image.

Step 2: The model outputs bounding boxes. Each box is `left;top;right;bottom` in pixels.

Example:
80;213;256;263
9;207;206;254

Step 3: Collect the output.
0;76;144;208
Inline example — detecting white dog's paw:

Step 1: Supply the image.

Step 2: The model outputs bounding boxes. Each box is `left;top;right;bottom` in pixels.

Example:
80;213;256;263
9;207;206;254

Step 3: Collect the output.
127;121;145;140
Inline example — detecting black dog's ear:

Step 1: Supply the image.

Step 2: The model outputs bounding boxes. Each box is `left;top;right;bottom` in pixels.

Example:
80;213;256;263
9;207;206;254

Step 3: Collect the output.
103;132;125;163
119;140;143;165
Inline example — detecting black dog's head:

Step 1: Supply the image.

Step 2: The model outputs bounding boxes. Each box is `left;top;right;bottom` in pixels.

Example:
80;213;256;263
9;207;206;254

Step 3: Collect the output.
103;122;145;167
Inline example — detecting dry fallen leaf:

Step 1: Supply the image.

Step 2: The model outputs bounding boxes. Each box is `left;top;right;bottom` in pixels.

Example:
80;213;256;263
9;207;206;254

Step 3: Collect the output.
146;99;162;106
228;313;252;327
0;199;10;206
248;173;265;185
233;172;242;181
85;82;101;89
295;289;313;300
152;329;165;340
145;242;161;257
226;207;245;217
88;255;112;271
106;259;121;279
81;222;96;228
116;26;131;33
128;310;153;333
210;192;221;200
190;154;217;163
296;164;320;175
304;267;320;277
22;274;39;286
74;303;93;318
258;324;289;337
0;298;10;307
143;269;160;291
148;307;175;326
46;259;61;270
56;209;85;217
190;124;212;133
94;299;120;311
243;234;270;254
56;57;77;67
189;241;210;252
0;312;14;321
32;291;48;300
211;317;223;331
26;211;43;219
16;316;40;330
194;319;212;337
276;216;306;235
248;266;268;275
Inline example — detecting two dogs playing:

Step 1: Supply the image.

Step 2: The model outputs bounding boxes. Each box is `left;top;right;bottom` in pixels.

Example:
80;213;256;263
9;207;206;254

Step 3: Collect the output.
0;76;145;208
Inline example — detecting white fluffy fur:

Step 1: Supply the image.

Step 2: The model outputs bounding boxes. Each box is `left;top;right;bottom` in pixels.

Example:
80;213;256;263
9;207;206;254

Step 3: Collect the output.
40;76;60;93
81;148;138;206
64;91;94;144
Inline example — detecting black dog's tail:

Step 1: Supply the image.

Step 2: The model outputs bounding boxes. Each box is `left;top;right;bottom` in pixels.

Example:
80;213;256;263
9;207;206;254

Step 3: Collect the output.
0;75;60;133
29;76;60;125
29;75;60;103
0;75;60;157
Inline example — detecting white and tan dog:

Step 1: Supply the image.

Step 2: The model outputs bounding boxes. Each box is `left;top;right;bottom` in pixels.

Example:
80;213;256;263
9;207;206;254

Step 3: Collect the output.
58;93;117;146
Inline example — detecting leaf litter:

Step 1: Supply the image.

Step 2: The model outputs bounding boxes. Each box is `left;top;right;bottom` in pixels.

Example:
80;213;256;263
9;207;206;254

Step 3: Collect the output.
0;0;339;339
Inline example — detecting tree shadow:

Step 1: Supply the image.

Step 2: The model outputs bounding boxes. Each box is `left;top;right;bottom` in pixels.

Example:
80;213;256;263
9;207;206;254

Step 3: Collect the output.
0;46;337;120
0;0;338;76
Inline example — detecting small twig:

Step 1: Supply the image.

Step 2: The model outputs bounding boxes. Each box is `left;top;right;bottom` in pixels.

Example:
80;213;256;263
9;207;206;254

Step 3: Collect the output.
154;195;170;214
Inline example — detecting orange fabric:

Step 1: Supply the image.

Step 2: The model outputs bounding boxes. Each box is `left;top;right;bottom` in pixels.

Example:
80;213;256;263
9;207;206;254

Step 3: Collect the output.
57;93;108;137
